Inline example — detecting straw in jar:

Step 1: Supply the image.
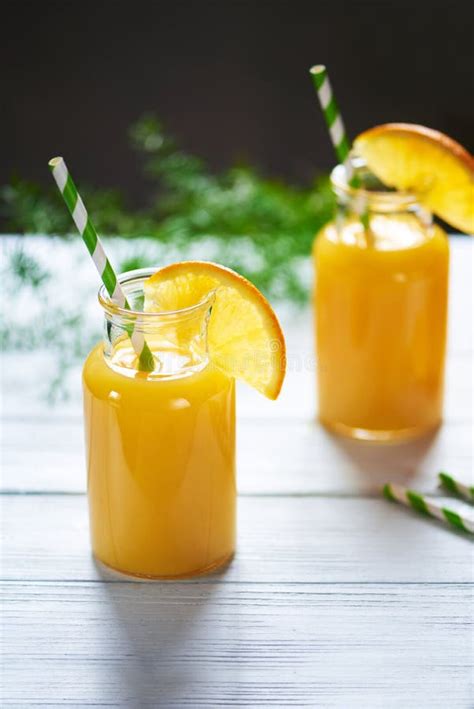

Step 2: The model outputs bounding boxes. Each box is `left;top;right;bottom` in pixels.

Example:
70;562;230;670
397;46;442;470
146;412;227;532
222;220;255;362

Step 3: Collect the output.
48;157;155;371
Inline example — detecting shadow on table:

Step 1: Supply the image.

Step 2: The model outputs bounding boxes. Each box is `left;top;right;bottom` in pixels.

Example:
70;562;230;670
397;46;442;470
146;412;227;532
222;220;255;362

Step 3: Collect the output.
94;558;234;705
325;424;442;491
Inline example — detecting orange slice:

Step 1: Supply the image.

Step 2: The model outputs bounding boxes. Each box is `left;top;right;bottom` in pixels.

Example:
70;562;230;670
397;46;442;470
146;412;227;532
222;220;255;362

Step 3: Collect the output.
144;261;286;399
354;123;474;233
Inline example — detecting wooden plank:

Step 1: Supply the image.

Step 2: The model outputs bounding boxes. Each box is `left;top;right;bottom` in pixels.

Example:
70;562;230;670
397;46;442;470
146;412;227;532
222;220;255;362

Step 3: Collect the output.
2;410;473;496
2;496;472;584
1;581;472;707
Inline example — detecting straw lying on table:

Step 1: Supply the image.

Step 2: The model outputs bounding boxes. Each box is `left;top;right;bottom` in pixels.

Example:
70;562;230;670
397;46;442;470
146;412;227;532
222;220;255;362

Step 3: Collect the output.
383;482;474;535
48;157;154;372
439;472;474;503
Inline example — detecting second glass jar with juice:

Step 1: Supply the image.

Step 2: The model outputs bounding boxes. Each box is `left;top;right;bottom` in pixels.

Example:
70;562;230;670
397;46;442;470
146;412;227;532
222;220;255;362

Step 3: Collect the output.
313;165;449;441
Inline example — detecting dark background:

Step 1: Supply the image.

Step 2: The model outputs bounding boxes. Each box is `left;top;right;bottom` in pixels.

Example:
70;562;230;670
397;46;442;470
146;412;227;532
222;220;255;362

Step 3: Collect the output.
3;0;473;207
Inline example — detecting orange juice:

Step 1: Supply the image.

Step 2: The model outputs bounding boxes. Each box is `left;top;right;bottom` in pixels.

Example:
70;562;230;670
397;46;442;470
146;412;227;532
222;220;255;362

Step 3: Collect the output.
313;168;449;440
83;274;236;578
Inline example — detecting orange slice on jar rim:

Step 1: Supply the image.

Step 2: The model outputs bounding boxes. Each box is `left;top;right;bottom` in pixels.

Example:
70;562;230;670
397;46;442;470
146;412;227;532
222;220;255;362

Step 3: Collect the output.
354;123;474;233
144;261;286;400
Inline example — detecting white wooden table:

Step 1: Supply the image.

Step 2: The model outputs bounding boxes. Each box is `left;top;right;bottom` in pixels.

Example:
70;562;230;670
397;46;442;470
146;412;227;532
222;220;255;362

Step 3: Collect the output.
1;237;473;707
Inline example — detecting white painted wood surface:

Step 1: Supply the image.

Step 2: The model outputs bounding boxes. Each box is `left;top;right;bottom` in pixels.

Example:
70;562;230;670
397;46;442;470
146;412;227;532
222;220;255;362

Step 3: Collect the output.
1;236;473;707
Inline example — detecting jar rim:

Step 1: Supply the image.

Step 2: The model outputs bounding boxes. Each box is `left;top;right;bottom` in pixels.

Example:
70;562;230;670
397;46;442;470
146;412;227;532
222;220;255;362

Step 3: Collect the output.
330;163;421;209
98;267;215;320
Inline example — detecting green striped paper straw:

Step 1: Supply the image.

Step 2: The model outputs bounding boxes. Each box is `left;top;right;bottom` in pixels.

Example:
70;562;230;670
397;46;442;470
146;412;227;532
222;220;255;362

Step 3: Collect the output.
383;483;474;535
309;64;371;230
309;65;353;179
48;157;154;372
439;472;474;504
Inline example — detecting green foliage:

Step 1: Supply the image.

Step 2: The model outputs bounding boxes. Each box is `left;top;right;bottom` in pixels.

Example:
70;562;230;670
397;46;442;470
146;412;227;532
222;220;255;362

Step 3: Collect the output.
9;245;50;288
2;115;335;303
1;179;153;237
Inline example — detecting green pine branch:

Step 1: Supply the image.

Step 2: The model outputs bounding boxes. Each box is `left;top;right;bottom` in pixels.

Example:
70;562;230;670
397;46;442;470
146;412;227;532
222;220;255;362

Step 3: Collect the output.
1;114;335;303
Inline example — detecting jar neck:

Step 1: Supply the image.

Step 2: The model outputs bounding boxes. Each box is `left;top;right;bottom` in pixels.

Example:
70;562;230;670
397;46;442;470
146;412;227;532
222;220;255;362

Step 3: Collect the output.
99;268;214;378
329;164;434;249
330;164;432;224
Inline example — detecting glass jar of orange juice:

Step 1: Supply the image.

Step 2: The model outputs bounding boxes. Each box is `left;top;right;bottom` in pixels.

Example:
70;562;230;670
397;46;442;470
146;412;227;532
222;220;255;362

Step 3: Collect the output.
83;268;236;578
313;164;449;441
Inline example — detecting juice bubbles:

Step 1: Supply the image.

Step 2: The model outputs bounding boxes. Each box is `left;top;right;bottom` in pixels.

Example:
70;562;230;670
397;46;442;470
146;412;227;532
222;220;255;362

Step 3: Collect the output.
83;271;236;578
313;166;449;441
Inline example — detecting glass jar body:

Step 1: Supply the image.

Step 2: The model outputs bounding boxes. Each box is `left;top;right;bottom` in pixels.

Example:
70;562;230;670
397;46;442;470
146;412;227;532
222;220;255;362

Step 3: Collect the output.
83;270;236;578
313;170;449;441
